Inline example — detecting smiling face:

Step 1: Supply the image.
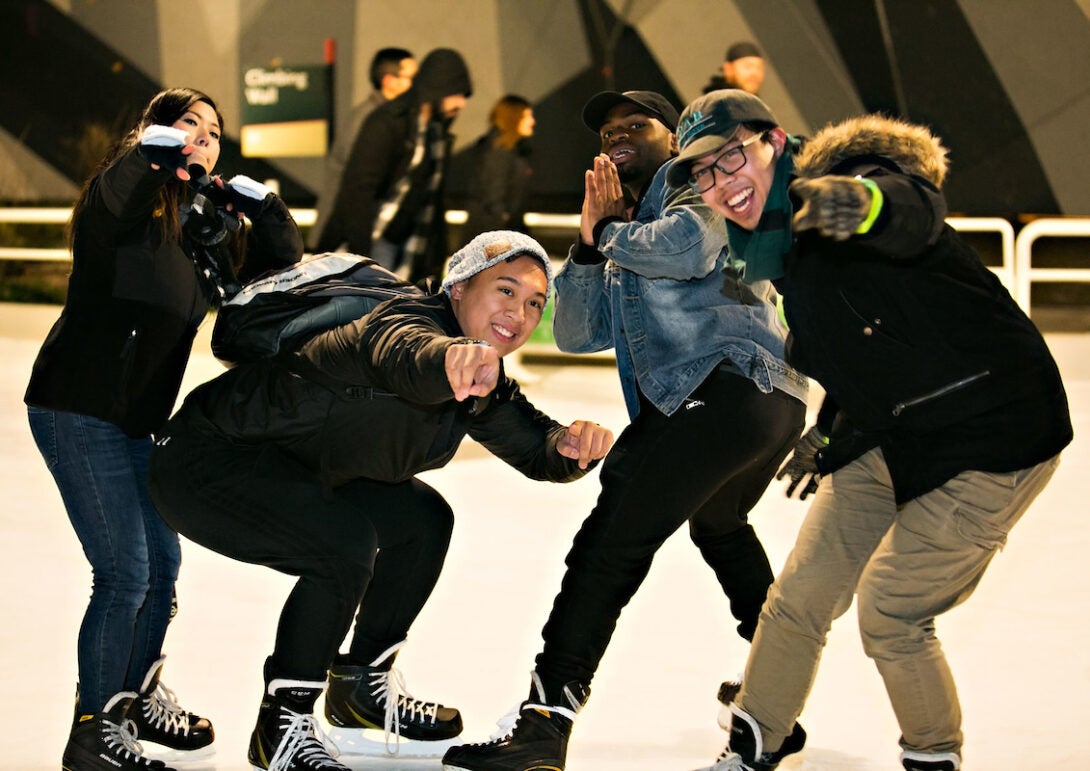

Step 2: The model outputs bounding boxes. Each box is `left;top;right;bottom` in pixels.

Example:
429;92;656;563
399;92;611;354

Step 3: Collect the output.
448;255;548;357
172;99;222;174
693;127;784;231
597;102;677;191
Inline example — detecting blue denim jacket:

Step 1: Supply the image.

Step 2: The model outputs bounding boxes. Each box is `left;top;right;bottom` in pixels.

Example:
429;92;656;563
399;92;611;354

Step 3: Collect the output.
552;158;809;419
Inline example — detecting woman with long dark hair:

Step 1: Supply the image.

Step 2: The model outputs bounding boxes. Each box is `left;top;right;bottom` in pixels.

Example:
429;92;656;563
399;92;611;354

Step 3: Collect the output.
25;87;302;771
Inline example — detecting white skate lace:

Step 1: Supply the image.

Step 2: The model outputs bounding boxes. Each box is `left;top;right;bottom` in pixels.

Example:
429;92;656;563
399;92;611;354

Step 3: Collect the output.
267;709;345;771
143;681;191;736
368;665;440;753
486;703;521;742
102;716;154;766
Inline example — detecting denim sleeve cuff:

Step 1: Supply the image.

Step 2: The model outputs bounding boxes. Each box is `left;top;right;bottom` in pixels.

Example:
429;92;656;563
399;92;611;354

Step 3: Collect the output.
591;216;625;248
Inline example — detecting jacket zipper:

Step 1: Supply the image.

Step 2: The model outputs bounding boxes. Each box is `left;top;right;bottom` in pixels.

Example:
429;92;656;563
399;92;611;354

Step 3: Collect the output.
891;370;990;416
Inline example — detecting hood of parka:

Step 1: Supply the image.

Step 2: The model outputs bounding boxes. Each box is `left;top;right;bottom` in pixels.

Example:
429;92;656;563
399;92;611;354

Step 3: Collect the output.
794;114;949;188
414;48;473;104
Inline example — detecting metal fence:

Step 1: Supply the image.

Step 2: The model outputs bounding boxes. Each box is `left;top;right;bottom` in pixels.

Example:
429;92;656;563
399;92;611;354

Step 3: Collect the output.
3;207;1087;316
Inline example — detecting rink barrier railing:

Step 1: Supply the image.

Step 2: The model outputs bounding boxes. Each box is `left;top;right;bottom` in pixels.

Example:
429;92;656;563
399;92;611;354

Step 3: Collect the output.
4;207;1086;316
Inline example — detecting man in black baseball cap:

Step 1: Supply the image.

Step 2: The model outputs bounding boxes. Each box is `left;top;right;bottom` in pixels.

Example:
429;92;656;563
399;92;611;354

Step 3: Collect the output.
442;85;809;771
580;89;680;132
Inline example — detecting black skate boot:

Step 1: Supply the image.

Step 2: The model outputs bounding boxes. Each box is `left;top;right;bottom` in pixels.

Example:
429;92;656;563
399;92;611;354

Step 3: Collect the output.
901;750;960;770
248;679;349;771
324;640;462;758
715;683;806;761
441;671;589;771
129;656;215;761
698;704;805;771
62;691;174;771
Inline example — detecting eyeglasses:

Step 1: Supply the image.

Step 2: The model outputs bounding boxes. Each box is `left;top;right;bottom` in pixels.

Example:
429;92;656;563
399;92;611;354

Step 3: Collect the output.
687;133;765;193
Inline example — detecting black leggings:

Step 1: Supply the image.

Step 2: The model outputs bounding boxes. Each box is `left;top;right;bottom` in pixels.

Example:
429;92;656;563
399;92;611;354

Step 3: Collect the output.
148;424;453;682
535;368;805;694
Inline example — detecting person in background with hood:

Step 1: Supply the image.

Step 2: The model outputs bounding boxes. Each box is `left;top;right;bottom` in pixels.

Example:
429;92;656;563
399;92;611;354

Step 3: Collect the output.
668;89;1071;771
324;47;472;286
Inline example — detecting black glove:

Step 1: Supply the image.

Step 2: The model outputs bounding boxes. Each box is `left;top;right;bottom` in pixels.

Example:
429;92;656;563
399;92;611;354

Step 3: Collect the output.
790;175;873;241
775;425;828;500
224;175;275;220
138;125;192;177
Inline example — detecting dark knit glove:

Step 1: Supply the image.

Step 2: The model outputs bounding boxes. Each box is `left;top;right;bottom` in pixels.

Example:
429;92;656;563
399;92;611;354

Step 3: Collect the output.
225;175;275;220
139;125;192;177
790;175;875;241
775;425;828;500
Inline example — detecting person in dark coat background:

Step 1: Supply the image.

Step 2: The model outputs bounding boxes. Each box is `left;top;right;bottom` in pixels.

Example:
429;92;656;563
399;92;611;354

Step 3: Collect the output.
453;94;535;241
315;47;473;287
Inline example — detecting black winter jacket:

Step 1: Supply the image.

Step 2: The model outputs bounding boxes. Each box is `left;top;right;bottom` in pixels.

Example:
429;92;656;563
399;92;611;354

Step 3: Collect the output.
781;116;1071;502
322;50;472;262
167;293;590;488
24;147;303;437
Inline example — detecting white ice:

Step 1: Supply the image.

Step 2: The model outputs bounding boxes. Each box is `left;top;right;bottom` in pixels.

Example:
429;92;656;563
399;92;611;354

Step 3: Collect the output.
3;302;1087;770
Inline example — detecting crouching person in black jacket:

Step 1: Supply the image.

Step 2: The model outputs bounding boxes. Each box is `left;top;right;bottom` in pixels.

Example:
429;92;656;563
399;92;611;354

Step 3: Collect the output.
147;231;613;771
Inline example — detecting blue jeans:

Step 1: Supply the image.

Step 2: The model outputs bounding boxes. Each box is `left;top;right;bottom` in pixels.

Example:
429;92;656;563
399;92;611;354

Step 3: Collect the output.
28;407;181;712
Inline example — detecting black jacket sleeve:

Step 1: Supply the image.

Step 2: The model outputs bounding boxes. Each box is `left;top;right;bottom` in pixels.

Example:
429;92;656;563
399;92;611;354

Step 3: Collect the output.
469;377;591;482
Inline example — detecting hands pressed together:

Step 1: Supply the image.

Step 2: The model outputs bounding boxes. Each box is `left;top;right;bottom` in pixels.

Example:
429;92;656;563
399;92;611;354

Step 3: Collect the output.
579;154;628;245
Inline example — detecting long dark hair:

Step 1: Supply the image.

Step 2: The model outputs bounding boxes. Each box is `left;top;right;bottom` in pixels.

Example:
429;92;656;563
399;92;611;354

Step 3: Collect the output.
67;87;225;247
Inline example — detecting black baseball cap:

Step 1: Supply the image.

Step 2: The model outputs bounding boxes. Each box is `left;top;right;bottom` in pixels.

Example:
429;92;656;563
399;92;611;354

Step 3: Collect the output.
666;89;778;187
581;90;680;133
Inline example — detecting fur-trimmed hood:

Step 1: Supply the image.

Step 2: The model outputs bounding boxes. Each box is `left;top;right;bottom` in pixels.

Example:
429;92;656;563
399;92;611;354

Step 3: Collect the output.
794;114;949;188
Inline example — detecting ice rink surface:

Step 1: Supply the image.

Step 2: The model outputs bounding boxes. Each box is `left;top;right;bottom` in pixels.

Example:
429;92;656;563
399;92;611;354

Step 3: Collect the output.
2;301;1088;770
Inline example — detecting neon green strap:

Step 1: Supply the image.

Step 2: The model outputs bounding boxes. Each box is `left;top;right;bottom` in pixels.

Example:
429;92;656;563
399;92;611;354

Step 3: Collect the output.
854;176;883;234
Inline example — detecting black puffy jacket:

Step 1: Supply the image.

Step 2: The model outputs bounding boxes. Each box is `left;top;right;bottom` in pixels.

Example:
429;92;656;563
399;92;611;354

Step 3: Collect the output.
781;116;1071;502
168;292;589;488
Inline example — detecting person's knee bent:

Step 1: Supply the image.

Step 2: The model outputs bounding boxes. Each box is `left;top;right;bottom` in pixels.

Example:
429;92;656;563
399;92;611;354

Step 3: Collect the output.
856;580;936;660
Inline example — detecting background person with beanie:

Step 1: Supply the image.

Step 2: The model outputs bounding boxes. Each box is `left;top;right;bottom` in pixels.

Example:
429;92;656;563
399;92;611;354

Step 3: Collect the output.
146;231;613;770
443;89;808;771
669;89;1072;771
315;47;473;286
702;40;766;95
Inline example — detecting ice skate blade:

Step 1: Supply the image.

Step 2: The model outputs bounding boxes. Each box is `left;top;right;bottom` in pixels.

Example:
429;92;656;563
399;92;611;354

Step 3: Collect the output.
327;726;463;758
140;739;216;764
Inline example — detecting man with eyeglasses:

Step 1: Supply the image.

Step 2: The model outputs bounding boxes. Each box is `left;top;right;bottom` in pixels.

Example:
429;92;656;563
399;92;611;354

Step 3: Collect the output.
442;89;809;771
669;90;1071;771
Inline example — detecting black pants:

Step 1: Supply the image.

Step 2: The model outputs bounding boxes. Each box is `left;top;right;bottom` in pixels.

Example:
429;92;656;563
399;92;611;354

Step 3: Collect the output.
534;367;805;696
148;423;453;682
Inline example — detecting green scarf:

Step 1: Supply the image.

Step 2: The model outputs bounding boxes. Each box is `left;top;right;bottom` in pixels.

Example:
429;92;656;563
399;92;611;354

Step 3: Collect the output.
725;135;801;283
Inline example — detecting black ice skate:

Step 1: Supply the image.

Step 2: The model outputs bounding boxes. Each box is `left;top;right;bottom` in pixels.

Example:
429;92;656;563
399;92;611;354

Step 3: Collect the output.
248;679;349;771
324;640;463;758
901;750;961;770
699;704;806;771
441;671;589;771
129;655;215;762
62;691;175;771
